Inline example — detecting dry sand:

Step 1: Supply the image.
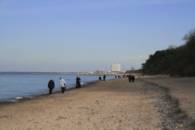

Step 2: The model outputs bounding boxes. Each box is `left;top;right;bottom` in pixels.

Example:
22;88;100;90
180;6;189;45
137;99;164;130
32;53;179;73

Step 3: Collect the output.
0;77;195;130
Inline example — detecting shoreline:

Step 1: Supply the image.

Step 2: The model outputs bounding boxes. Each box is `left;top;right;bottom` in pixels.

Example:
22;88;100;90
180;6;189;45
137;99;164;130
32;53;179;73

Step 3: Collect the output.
0;73;115;104
0;80;99;105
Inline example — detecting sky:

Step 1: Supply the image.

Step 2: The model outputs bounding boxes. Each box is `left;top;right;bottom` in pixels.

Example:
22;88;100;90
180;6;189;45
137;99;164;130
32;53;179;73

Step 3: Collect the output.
0;0;195;72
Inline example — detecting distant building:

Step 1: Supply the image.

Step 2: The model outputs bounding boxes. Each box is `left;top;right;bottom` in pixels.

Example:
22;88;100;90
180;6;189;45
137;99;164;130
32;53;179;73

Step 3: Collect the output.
111;64;121;72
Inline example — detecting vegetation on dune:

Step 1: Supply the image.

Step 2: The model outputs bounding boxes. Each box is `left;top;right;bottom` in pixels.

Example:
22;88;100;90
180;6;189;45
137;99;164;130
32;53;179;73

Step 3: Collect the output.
142;29;195;76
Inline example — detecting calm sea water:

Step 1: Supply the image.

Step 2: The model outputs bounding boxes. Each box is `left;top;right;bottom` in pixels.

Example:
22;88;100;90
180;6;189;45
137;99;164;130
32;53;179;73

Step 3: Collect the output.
0;72;114;102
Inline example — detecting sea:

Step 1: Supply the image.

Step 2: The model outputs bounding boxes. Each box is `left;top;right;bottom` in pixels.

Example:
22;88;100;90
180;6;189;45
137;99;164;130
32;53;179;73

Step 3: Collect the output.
0;72;114;102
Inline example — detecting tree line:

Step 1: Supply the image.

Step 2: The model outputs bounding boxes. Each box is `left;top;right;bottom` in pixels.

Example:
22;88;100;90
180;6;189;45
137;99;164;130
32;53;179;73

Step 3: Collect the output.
142;29;195;77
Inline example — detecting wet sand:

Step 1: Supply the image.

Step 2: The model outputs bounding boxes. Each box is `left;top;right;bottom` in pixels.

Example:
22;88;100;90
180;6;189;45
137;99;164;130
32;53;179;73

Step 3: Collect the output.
0;78;194;130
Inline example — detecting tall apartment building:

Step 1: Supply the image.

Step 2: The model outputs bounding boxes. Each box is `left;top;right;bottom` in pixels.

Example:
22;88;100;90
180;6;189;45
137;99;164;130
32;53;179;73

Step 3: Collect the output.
111;64;121;72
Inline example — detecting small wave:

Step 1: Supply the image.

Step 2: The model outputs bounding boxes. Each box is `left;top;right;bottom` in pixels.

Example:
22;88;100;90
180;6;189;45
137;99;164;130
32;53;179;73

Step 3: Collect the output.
16;96;23;100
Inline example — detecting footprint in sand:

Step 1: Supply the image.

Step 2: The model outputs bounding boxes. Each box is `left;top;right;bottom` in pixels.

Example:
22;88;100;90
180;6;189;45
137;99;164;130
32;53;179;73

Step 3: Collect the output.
56;116;67;120
0;115;9;119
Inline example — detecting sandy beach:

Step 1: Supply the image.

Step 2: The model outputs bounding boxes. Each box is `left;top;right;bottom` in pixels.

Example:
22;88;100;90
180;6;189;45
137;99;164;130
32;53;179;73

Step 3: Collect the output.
0;78;195;130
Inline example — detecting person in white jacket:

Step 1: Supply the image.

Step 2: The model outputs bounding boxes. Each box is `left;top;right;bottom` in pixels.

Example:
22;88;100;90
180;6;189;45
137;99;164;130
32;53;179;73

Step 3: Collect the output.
59;77;66;93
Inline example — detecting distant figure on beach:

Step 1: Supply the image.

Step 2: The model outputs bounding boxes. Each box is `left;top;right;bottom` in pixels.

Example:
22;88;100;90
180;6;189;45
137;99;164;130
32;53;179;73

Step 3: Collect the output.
103;75;106;81
48;80;55;94
127;75;135;83
76;76;81;88
99;76;102;80
59;77;66;93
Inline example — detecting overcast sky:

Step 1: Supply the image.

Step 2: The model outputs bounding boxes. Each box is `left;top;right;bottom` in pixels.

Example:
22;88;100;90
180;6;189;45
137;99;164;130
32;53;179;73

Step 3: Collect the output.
0;0;195;72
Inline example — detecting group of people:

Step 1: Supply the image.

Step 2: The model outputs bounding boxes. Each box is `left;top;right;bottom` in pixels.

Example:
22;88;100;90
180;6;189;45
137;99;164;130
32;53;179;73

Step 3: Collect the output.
47;74;135;94
127;75;135;83
47;76;81;94
113;74;135;83
99;75;106;81
115;75;122;79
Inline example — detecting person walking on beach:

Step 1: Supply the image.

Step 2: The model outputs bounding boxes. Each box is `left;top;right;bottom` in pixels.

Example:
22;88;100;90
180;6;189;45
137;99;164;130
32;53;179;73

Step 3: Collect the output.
48;80;55;94
76;76;81;88
99;76;102;80
103;75;106;81
59;77;66;93
132;75;135;82
127;75;132;83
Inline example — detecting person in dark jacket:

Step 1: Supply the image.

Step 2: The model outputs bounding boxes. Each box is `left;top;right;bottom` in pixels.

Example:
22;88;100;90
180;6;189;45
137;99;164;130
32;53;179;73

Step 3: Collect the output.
48;80;55;94
103;75;106;81
99;76;102;80
132;75;135;82
76;76;81;88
